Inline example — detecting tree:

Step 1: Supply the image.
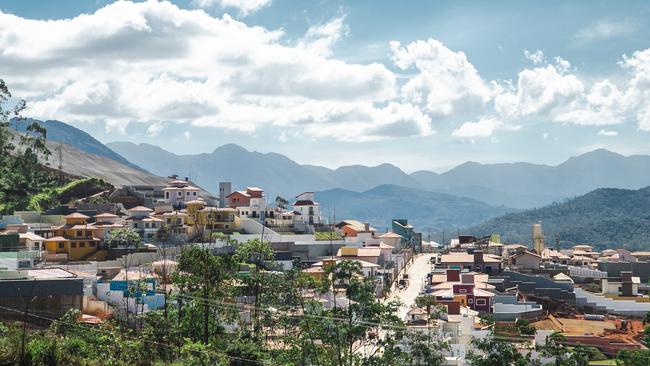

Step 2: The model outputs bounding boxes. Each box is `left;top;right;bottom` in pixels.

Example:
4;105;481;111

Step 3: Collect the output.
538;332;570;366
617;349;650;366
467;335;540;366
275;195;289;210
109;227;142;248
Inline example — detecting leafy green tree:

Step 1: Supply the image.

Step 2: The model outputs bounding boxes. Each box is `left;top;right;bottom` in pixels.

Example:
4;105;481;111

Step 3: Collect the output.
467;335;540;366
109;227;142;248
616;348;650;366
275;195;289;210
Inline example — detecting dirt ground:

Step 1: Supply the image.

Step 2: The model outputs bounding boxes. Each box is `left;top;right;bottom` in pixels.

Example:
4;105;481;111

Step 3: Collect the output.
533;318;616;335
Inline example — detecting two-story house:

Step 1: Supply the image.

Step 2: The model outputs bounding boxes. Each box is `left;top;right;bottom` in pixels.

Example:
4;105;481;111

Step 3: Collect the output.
292;192;323;227
162;179;200;207
126;206;162;242
46;213;101;261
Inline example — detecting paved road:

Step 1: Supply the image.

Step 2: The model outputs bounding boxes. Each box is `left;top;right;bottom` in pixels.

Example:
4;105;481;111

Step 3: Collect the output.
386;253;435;320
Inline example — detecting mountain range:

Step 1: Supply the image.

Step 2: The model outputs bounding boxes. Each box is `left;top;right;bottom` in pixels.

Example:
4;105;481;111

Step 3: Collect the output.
466;186;650;250
108;141;650;209
316;185;513;232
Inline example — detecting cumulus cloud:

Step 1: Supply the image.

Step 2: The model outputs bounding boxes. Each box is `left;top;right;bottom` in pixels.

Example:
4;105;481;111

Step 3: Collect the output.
0;1;431;142
452;117;519;139
390;39;497;117
193;0;271;15
2;1;650;142
524;49;545;64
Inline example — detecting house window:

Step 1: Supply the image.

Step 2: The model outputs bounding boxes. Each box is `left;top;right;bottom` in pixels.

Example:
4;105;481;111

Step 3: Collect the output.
71;242;77;248
193;192;197;196
165;192;169;199
186;191;190;196
76;230;83;237
58;243;64;249
468;298;473;304
90;242;96;247
476;299;486;306
177;191;182;197
459;289;467;294
80;242;86;248
134;223;139;228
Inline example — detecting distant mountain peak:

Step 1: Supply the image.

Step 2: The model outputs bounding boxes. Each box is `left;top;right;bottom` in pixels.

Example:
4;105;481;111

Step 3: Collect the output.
213;143;248;154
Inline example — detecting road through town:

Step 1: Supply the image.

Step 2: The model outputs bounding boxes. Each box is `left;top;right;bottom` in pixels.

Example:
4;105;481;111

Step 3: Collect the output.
386;253;435;320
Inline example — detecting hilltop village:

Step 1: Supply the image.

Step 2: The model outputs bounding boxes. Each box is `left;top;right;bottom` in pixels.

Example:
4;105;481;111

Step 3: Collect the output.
2;177;650;365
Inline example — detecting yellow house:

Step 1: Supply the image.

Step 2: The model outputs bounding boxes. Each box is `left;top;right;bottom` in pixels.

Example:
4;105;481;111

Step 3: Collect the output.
46;213;101;261
185;200;240;230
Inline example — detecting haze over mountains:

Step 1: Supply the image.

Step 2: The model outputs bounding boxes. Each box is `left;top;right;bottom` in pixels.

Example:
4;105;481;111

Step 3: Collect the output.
316;185;513;232
108;141;650;209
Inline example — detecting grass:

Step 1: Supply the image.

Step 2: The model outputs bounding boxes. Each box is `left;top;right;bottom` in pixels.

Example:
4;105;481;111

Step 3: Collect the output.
315;231;343;241
27;177;112;211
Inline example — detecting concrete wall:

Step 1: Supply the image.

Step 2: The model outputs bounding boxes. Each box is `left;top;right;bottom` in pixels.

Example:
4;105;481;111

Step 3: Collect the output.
598;261;650;282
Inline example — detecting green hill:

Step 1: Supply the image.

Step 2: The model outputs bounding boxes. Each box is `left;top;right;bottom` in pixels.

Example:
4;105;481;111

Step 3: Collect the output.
466;186;650;250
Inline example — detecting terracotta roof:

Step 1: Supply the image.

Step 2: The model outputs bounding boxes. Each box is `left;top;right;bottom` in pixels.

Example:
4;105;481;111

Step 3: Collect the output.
71;225;97;230
246;187;263;191
227;190;251;198
45;236;68;242
336;247;381;258
65;212;89;219
472;288;495;297
128;206;153;212
94;213;118;218
511;251;542;259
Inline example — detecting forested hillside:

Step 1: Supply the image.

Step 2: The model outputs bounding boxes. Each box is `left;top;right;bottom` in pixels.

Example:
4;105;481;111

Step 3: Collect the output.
466;187;650;250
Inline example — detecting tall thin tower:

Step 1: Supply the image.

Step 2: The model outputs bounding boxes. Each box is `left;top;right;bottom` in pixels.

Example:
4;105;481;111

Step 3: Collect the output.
532;223;545;254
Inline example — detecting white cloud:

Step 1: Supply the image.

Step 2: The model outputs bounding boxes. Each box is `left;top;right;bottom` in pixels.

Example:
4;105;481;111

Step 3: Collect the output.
524;49;545;64
2;1;650;142
298;15;348;57
390;39;497;117
597;129;618;136
193;0;271;16
620;49;650;131
452;117;519;139
575;19;637;42
183;131;192;139
146;122;165;137
0;1;433;142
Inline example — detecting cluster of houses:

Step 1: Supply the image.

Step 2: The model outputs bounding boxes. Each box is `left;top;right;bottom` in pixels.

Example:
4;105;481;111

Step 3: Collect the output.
398;225;650;364
4;177;650;363
0;178;422;325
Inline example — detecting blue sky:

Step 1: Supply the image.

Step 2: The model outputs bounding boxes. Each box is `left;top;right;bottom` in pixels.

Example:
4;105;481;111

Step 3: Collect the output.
1;0;650;172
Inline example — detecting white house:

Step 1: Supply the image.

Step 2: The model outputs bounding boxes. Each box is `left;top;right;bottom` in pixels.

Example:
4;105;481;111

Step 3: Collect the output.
292;192;323;226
